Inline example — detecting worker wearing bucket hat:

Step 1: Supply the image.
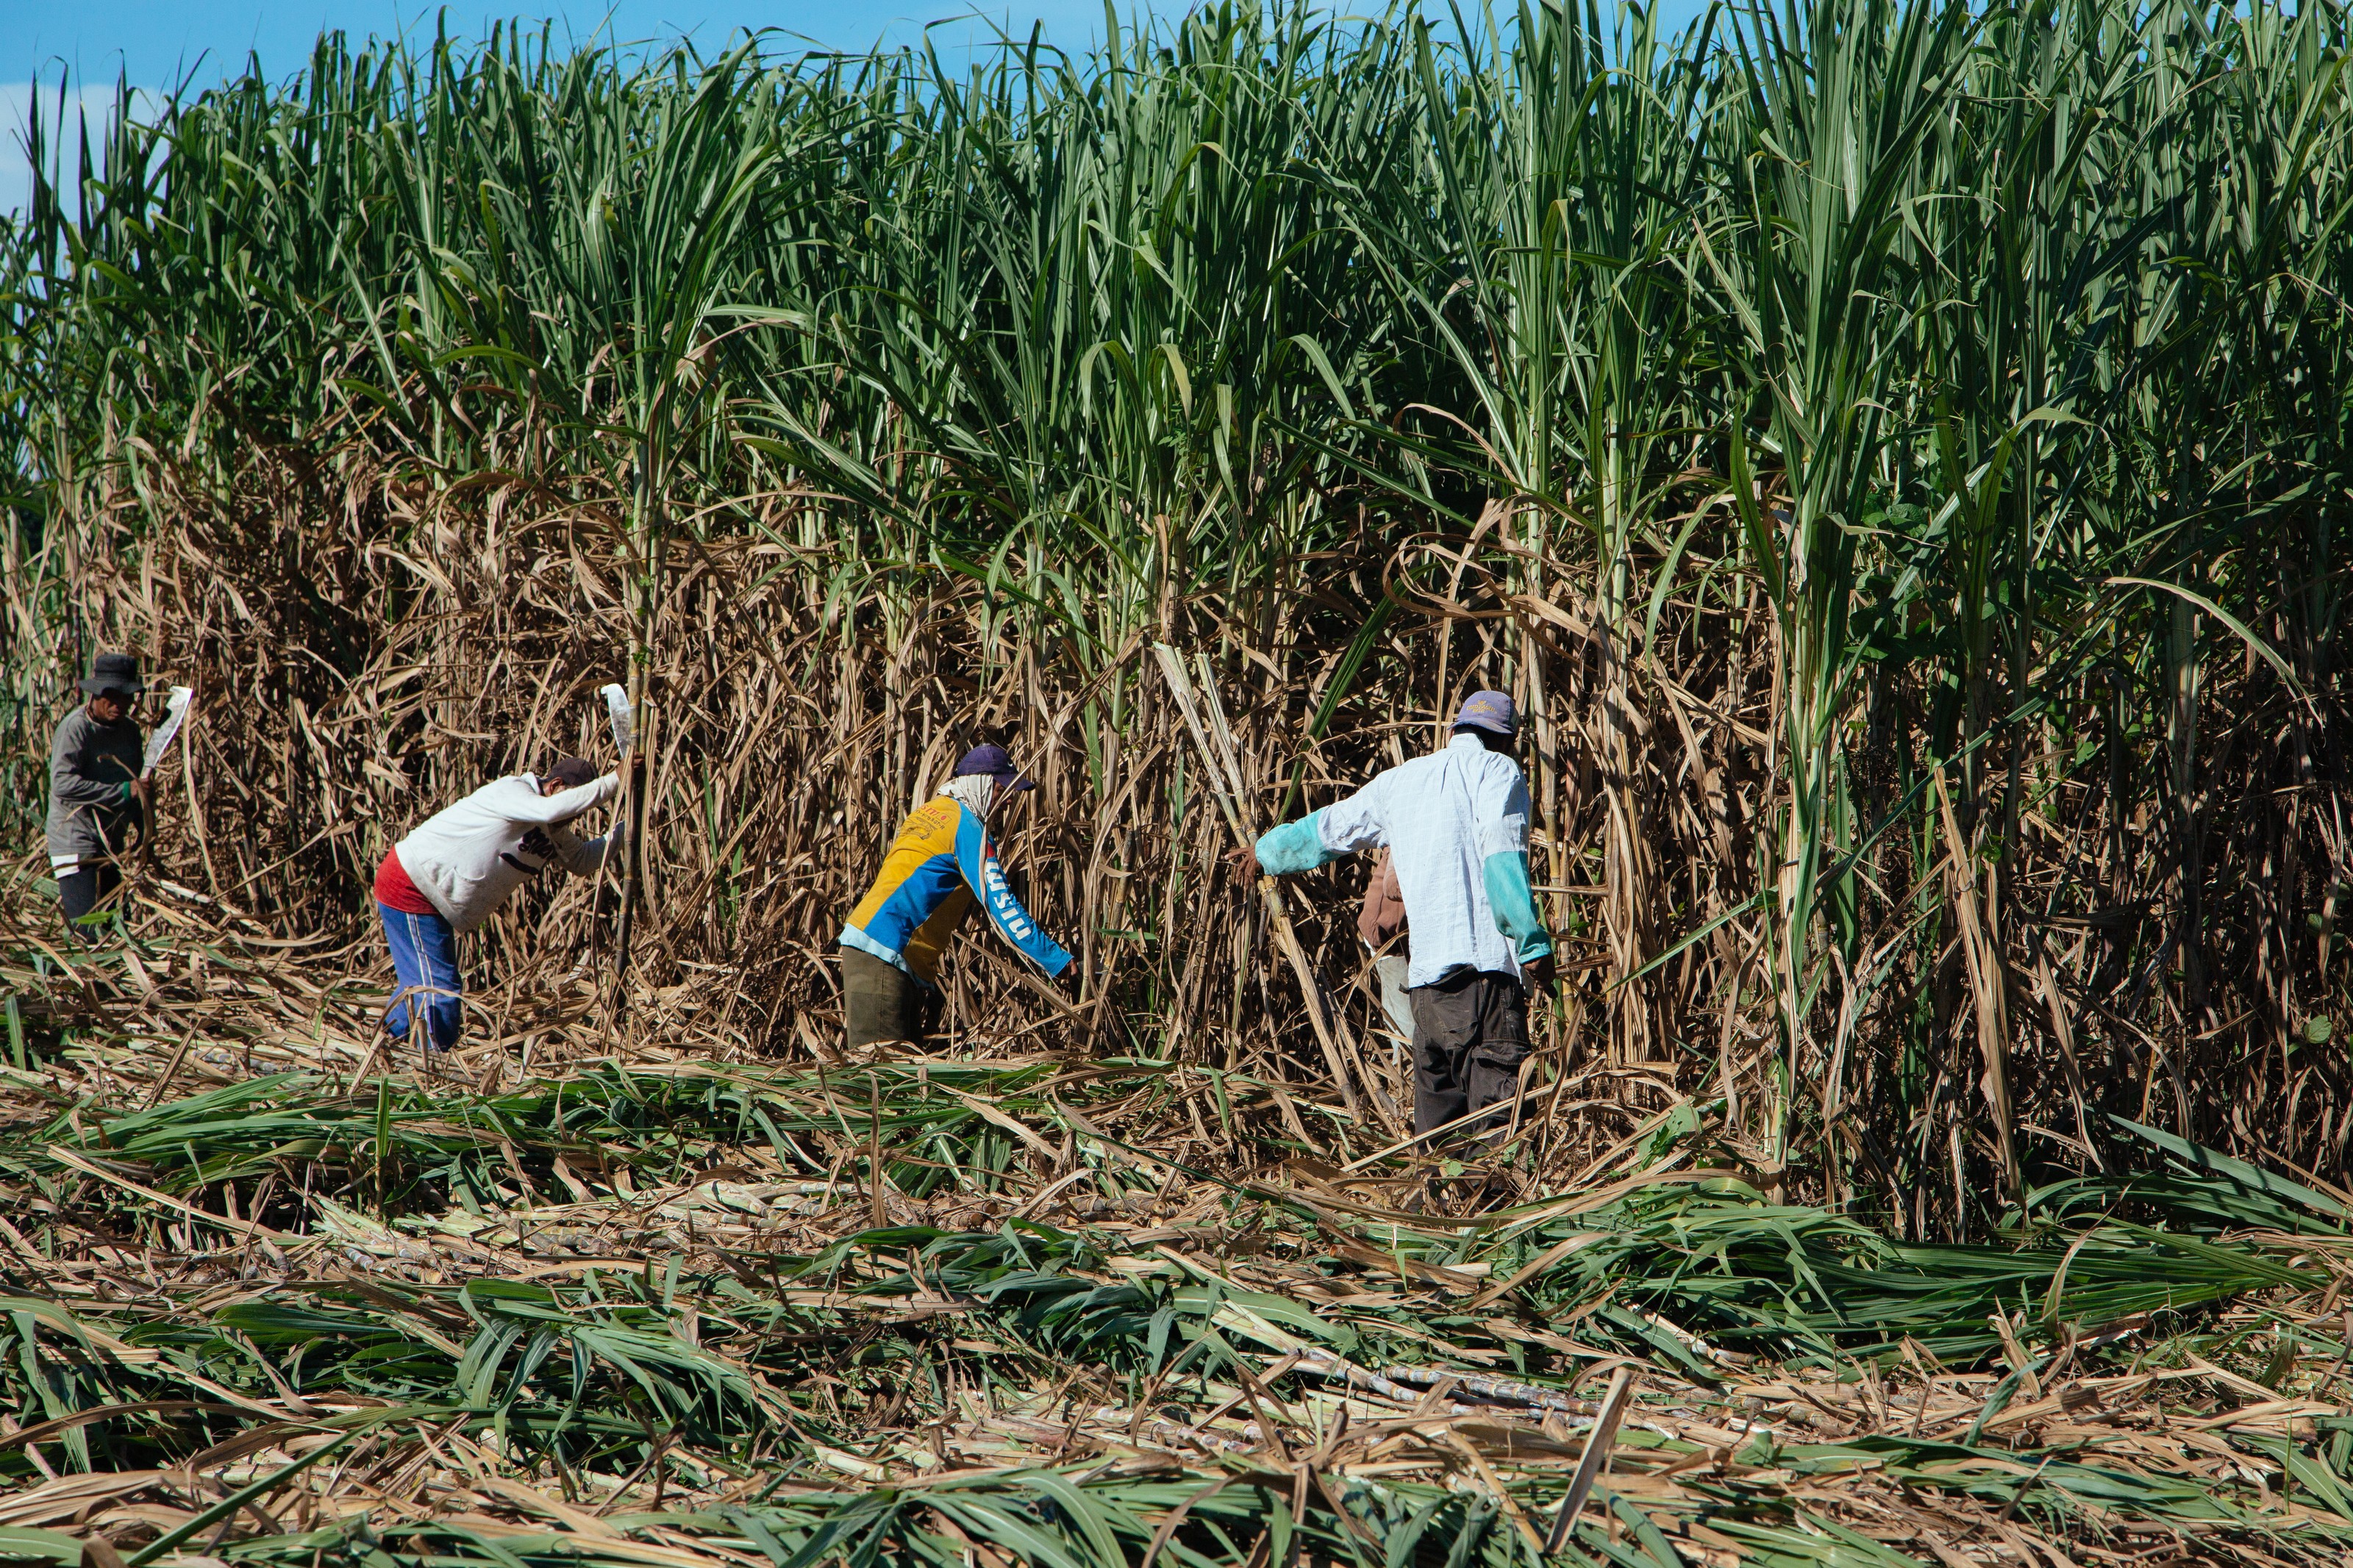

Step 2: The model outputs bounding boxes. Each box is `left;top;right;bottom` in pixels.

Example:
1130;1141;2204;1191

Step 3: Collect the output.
45;652;151;942
1235;690;1554;1141
838;743;1073;1050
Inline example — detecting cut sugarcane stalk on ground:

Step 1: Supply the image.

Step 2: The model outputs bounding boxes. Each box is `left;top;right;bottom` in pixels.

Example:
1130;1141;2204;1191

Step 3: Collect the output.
1546;1366;1638;1553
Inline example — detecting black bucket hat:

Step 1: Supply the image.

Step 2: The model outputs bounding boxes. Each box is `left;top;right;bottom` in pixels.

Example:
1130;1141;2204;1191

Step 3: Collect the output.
79;651;142;698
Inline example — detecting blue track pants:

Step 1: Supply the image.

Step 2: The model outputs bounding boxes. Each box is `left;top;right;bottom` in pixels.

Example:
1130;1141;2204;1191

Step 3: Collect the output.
379;902;463;1051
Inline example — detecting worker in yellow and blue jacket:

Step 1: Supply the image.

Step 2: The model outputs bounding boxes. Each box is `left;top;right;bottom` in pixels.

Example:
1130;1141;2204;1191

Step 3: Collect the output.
838;744;1074;1048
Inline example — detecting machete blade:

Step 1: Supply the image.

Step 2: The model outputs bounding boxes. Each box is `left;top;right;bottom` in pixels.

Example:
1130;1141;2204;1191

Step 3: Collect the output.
600;682;634;757
142;687;194;778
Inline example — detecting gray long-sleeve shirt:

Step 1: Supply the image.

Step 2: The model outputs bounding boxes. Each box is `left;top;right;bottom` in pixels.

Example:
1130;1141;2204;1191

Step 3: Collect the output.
46;705;146;867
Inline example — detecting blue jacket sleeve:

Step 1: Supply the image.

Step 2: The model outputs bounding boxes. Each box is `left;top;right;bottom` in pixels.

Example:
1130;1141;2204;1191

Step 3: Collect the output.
956;809;1074;978
1253;809;1342;876
1482;851;1553;964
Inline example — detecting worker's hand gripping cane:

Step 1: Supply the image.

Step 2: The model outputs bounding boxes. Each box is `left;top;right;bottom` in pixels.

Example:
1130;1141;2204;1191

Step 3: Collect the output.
1521;951;1557;996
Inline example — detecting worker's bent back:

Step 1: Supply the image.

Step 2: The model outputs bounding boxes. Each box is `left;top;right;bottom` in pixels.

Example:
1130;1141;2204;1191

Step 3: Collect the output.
840;796;1072;991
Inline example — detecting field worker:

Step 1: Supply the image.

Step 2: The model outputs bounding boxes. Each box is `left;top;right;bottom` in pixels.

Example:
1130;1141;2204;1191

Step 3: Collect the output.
1358;850;1417;1043
839;743;1074;1049
373;756;630;1052
46;651;152;942
1233;691;1554;1138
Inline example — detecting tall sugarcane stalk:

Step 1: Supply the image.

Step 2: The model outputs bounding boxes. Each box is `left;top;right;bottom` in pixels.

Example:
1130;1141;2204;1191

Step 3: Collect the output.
1154;643;1398;1135
610;443;656;1007
1710;0;1982;1168
4;0;2346;1228
596;51;785;1012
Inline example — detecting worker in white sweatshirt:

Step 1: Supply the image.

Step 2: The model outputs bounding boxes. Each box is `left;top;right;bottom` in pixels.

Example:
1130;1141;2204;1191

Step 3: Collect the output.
371;756;627;1051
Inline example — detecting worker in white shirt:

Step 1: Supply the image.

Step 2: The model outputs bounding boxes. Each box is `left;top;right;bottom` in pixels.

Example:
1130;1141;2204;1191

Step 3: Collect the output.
1235;691;1554;1138
371;756;631;1051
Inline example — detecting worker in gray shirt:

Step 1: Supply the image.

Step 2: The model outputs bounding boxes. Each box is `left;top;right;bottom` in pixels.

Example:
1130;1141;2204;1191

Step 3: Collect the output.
46;651;150;941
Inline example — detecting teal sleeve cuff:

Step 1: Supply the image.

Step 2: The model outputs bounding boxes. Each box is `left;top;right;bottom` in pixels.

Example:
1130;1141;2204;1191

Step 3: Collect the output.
118;781;135;803
1255;810;1340;877
1482;851;1552;963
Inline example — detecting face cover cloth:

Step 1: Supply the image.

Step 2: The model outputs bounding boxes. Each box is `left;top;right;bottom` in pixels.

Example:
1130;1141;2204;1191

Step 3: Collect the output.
938;772;999;821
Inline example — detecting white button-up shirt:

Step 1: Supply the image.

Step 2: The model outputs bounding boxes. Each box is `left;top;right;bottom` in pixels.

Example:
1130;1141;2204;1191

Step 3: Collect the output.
1271;733;1538;987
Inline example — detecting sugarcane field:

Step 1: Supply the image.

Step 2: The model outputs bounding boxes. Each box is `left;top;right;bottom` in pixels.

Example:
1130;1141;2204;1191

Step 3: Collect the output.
2;0;2352;1564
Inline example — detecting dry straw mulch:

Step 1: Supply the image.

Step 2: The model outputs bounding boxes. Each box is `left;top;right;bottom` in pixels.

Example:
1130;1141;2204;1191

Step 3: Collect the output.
3;889;2352;1568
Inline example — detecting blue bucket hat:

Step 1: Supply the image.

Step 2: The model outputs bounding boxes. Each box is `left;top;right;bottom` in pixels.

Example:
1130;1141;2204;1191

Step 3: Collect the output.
954;743;1038;792
1452;690;1518;738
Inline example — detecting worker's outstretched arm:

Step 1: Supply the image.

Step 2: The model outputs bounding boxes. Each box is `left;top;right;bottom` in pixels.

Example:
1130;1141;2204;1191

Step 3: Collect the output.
1479;773;1553;965
954;812;1074;978
507;772;621;826
534;820;619;876
1482;852;1551;964
1252;785;1386;876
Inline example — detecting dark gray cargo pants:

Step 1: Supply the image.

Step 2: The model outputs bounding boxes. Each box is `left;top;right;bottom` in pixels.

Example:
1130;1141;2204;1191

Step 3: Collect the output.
1407;967;1530;1137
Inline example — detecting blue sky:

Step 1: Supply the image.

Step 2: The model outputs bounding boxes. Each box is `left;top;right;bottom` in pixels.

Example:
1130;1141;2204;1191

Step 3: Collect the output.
4;0;1118;85
4;0;1713;211
2;1;1128;210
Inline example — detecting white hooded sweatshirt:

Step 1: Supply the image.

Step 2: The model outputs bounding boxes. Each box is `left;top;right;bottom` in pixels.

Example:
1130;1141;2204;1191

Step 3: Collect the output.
393;772;620;934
